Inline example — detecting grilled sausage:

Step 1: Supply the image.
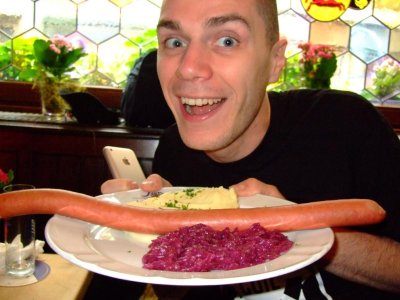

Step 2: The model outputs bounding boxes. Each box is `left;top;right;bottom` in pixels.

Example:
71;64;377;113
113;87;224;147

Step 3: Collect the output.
0;189;386;234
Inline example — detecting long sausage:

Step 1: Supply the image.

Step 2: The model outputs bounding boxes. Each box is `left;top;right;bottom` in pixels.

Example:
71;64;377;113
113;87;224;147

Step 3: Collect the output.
0;189;385;234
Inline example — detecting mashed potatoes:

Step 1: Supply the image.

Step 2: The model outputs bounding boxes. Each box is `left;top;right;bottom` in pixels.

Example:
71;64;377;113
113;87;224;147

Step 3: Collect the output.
127;187;238;210
126;187;238;244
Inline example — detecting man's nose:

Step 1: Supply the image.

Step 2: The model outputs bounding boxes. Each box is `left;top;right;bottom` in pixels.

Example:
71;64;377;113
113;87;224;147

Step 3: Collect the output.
176;43;213;81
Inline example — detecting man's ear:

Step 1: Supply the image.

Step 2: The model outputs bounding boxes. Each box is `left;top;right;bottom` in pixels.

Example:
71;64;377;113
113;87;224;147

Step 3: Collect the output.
268;38;288;83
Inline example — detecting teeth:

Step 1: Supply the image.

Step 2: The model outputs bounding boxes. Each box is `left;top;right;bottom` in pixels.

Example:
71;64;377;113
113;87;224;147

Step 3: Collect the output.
181;97;222;106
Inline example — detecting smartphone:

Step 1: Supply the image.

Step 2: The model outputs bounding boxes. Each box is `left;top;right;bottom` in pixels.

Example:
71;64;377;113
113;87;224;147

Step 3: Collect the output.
103;146;146;182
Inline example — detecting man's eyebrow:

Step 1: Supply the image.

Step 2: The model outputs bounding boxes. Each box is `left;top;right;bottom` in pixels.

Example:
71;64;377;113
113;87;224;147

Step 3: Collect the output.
157;19;180;31
157;14;250;32
206;14;251;29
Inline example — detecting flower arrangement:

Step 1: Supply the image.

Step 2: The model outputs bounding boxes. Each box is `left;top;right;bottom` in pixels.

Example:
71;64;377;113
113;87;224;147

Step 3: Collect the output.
32;34;87;119
371;57;400;100
298;42;337;89
33;34;86;80
0;168;14;190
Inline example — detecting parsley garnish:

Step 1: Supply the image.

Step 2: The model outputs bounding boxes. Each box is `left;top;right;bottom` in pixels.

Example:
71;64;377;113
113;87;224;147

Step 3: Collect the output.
164;197;191;210
183;188;202;198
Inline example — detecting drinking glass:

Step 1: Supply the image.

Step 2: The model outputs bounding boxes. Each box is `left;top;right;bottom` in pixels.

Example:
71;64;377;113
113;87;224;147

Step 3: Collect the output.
3;184;36;277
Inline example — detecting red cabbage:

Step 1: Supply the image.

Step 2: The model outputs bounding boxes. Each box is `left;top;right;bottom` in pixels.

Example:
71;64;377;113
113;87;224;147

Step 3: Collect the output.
142;223;293;272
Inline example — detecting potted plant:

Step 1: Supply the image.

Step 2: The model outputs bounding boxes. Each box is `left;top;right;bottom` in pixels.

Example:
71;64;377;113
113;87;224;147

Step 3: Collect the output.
21;34;86;120
298;42;337;89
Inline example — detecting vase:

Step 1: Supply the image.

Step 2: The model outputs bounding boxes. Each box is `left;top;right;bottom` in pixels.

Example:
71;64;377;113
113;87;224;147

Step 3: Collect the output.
37;76;69;121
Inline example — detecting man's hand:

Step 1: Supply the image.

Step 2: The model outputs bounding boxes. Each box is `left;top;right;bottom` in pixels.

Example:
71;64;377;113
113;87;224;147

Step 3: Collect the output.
230;177;285;199
100;174;172;194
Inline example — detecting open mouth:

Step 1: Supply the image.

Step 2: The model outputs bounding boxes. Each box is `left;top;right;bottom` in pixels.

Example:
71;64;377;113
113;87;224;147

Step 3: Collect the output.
181;97;225;116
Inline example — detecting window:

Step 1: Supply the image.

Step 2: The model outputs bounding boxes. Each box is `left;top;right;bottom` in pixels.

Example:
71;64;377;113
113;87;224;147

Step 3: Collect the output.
0;0;399;106
0;0;160;87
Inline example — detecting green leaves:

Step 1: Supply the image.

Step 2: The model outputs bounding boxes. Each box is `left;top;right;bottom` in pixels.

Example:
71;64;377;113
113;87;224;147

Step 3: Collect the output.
33;37;86;79
315;55;337;81
372;59;400;98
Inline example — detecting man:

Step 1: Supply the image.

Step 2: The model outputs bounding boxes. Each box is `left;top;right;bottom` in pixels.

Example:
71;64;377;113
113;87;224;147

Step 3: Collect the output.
102;0;400;298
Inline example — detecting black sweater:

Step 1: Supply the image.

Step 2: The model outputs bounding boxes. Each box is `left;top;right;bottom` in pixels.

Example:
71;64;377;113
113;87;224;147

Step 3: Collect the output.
153;89;400;299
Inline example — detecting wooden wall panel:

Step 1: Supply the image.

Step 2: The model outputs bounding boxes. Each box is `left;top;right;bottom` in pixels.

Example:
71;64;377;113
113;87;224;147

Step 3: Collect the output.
0;121;161;252
0;121;161;196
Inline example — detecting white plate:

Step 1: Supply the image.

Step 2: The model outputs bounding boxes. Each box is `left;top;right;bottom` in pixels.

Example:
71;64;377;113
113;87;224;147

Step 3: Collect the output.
45;187;334;286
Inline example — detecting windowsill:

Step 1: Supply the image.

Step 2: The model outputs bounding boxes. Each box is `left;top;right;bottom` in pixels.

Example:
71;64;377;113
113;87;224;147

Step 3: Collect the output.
0;81;122;113
0;80;399;133
0;110;77;124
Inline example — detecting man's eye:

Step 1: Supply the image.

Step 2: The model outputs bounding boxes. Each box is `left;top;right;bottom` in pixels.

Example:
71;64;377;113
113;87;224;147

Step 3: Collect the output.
165;38;186;48
217;37;238;47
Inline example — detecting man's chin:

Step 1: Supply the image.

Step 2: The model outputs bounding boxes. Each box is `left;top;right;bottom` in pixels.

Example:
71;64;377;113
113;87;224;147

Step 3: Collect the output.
177;120;231;150
180;132;228;152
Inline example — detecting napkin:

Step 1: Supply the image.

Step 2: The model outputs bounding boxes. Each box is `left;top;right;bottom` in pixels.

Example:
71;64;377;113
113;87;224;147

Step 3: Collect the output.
0;236;45;275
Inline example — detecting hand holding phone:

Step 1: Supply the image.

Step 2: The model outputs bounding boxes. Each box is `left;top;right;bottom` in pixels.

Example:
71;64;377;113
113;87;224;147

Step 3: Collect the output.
103;146;146;183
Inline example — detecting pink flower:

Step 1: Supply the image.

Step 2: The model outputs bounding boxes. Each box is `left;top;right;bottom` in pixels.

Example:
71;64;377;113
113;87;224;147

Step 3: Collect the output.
51;34;72;48
48;34;71;54
299;42;335;63
49;43;61;54
319;51;333;60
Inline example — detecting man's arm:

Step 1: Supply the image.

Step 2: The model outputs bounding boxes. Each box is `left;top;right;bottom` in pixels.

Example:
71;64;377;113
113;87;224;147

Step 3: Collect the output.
232;178;400;294
321;228;400;294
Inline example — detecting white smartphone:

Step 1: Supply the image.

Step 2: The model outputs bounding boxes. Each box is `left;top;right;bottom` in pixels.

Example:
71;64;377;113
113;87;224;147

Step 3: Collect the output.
103;146;146;182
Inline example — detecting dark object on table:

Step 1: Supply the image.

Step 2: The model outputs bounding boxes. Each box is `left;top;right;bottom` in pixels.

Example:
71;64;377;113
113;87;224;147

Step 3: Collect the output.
62;92;121;125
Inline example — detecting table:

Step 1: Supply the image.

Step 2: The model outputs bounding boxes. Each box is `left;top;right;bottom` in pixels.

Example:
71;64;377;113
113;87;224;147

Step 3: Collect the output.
0;254;92;300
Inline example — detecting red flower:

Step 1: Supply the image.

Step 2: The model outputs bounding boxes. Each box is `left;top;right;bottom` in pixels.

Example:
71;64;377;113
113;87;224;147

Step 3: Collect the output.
0;168;9;184
299;42;335;64
0;168;14;189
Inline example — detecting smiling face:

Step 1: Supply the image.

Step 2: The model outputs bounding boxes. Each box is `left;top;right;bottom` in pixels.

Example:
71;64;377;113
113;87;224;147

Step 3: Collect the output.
157;0;286;162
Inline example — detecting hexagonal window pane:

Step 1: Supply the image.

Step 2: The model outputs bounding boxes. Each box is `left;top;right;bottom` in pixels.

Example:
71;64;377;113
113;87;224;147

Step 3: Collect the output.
132;29;158;55
0;0;34;38
331;52;366;93
97;35;140;84
350;16;390;63
310;20;350;51
110;0;134;8
66;32;97;77
374;0;400;29
77;0;120;44
277;0;291;13
390;26;400;61
81;71;117;87
121;0;160;41
0;65;20;80
291;0;314;22
340;2;373;25
147;0;162;7
12;30;45;71
35;0;77;37
366;56;400;102
280;53;304;89
0;34;12;69
279;10;310;56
